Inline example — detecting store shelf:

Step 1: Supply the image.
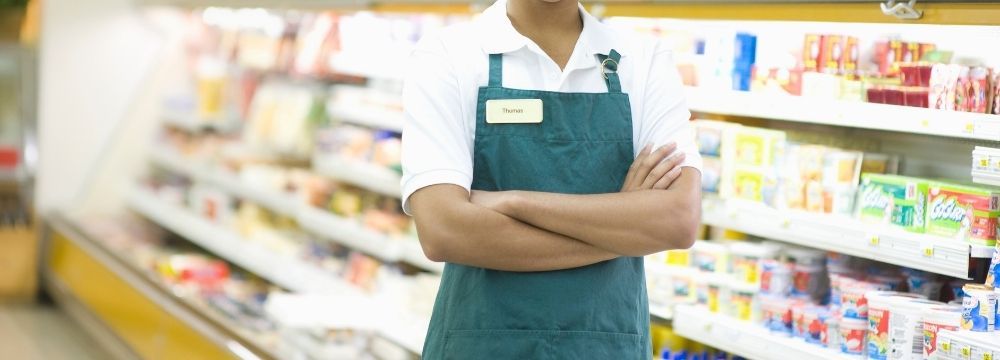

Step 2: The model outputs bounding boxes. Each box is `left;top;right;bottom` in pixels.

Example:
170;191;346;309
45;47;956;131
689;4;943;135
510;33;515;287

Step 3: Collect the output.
128;189;353;295
161;110;240;134
685;86;1000;141
701;197;984;279
312;155;401;198
937;330;1000;358
673;305;852;360
650;306;673;322
149;148;207;179
972;170;1000;188
296;205;404;263
328;105;404;133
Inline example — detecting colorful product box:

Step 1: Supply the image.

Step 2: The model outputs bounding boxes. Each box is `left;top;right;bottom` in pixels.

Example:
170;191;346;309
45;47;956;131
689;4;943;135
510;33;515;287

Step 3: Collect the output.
821;35;843;74
841;37;859;75
926;182;1000;246
857;174;929;233
968;67;991;114
929;64;962;111
803;34;822;72
991;70;1000;115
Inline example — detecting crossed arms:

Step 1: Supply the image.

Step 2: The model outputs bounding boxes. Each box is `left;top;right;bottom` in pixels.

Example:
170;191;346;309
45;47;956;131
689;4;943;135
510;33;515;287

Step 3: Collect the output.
408;143;701;272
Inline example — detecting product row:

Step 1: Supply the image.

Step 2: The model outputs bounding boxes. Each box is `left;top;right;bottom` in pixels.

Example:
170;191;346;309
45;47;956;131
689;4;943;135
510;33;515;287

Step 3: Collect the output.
646;233;1000;359
612;18;1000;115
696;120;1000;247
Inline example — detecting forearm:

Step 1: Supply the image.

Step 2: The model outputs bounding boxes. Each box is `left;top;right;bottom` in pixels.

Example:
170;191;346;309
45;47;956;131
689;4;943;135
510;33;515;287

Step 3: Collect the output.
411;186;617;272
499;170;701;256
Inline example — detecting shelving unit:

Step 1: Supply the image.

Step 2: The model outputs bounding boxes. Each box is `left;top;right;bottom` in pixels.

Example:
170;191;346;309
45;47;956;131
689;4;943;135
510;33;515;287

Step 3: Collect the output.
329;105;404;133
685;87;1000;141
673;305;853;360
161;110;240;134
312;154;402;198
147;148;439;273
128;188;357;294
701;196;993;279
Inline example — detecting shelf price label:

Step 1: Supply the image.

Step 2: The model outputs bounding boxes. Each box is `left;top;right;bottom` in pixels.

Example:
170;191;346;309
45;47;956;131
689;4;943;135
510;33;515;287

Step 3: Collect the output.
984;352;992;360
962;345;972;359
942;341;952;353
868;235;880;247
921;244;934;257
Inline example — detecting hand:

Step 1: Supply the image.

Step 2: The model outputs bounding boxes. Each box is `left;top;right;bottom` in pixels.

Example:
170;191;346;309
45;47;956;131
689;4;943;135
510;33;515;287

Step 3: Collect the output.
470;190;515;214
620;142;686;192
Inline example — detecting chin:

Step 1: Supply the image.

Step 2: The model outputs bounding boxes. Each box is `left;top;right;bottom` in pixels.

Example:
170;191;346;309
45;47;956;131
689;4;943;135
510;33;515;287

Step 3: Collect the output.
538;0;564;3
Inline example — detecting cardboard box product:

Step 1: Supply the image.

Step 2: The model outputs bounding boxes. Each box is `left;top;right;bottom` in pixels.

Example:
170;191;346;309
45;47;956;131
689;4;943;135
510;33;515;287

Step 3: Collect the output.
731;167;780;206
803;34;822;72
857;174;929;233
821;35;843;74
841;37;859;75
927;182;1000;246
968;67;991;114
732;126;786;168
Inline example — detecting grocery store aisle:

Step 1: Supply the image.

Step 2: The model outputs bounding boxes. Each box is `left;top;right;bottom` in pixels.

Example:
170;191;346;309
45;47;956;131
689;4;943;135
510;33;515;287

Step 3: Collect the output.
0;304;113;360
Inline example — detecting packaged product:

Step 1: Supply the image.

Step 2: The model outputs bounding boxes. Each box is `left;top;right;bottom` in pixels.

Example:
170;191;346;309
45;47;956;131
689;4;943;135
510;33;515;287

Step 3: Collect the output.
954;66;973;112
902;268;943;300
825;312;841;349
839;317;868;355
947;279;975;302
701;157;722;194
903;87;929;108
968;67;991;114
860;153;899;175
986;243;999;288
695;281;710;307
867;273;906;292
961;284;998;331
929;64;962;111
822;151;862;188
991;70;1000;115
691;241;728;274
803;34;822;72
788;248;828;301
866;295;938;360
760;259;793;296
921;305;963;359
670;271;695;303
883;87;905;106
693;120;736;158
841;37;859;75
760;295;794;336
729;241;780;285
732;126;785;167
840;280;892;319
856;174;929;233
726;283;758;322
731;168;780;206
801;307;830;344
665;249;692;267
926;182;1000;246
820;35;843;74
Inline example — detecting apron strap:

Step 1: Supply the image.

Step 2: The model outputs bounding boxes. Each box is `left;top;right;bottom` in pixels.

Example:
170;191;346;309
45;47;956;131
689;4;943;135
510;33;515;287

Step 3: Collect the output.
488;53;503;88
597;49;622;93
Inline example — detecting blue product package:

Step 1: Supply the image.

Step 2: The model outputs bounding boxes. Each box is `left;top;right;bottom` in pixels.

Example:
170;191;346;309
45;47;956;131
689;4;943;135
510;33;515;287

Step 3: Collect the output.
961;288;998;332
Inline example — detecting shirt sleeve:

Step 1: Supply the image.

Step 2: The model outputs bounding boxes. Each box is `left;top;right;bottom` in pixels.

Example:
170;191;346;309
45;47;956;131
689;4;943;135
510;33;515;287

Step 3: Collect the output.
638;40;703;174
400;34;474;215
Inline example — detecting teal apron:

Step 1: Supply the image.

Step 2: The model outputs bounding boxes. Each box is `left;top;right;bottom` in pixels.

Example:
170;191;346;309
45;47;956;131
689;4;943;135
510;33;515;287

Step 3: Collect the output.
421;50;650;359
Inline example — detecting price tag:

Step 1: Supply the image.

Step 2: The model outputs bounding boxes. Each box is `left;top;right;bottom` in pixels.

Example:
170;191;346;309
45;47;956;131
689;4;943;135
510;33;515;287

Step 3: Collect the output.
868;235;880;247
781;218;791;228
965;122;976;134
984;352;992;360
980;158;990;168
922;245;934;257
921;119;930;128
942;341;952;353
962;346;972;359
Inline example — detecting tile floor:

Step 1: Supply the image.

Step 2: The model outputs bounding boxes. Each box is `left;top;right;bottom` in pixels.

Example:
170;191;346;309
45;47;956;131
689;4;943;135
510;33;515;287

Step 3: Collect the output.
0;304;113;360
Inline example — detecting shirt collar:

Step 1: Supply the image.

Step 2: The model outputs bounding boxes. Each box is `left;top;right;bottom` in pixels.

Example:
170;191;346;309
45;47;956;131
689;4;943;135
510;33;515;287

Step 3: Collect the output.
478;0;624;63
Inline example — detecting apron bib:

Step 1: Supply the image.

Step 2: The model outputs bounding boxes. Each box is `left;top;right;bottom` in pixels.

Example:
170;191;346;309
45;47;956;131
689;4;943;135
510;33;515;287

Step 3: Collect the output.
422;50;650;360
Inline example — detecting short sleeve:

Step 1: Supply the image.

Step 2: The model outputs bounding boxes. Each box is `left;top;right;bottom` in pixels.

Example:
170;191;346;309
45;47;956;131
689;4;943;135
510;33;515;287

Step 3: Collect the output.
400;34;474;215
637;41;703;174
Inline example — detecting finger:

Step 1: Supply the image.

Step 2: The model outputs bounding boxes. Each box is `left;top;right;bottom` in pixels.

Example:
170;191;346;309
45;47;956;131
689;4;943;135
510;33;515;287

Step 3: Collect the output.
641;152;685;189
632;143;677;187
653;166;683;190
623;144;652;190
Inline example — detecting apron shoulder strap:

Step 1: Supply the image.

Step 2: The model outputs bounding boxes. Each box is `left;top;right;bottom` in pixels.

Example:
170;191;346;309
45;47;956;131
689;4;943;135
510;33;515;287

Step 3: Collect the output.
597;49;622;93
488;53;503;88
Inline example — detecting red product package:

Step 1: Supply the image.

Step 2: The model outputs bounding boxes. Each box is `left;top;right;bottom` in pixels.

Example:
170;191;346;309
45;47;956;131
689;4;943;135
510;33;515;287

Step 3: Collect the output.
968;67;991;113
874;40;897;76
929;64;959;110
904;87;930;108
822;35;844;74
992;70;1000;115
904;43;920;63
867;86;886;104
803;34;822;72
841;37;860;75
888;40;905;75
900;64;920;87
954;66;972;112
884;87;905;106
918;43;937;61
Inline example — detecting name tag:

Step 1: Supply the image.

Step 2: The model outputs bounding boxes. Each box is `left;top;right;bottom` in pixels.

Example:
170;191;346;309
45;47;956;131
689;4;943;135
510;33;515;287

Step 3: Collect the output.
486;99;543;124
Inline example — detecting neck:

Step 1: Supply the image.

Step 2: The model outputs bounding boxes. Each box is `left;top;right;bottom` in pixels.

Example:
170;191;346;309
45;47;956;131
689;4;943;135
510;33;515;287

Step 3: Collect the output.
506;0;582;37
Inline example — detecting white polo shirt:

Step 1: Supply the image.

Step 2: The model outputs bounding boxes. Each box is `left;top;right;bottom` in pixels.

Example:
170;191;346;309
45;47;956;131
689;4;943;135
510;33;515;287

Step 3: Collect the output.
400;0;702;214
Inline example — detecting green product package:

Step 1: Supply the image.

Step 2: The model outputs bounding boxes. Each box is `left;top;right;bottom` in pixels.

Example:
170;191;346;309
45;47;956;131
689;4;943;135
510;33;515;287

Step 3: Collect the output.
926;182;1000;246
857;174;929;233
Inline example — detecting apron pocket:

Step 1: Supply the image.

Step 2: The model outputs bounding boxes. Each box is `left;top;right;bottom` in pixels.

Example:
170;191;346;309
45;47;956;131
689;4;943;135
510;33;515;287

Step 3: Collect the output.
443;329;644;360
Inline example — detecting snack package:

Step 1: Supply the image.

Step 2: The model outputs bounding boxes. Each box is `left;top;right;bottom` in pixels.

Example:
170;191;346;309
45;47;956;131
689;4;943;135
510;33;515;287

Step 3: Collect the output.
991;70;1000;115
929;64;962;111
821;35;843;74
954;66;972;112
926;182;1000;246
732;126;786;168
860;153;899;175
803;34;822;72
841;37;859;75
968;67;991;114
731;167;780;206
702;157;723;194
856;174;929;233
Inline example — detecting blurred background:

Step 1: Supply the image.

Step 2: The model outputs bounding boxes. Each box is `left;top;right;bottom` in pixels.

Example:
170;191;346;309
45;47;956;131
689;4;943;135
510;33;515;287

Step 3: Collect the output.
1;1;1000;359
